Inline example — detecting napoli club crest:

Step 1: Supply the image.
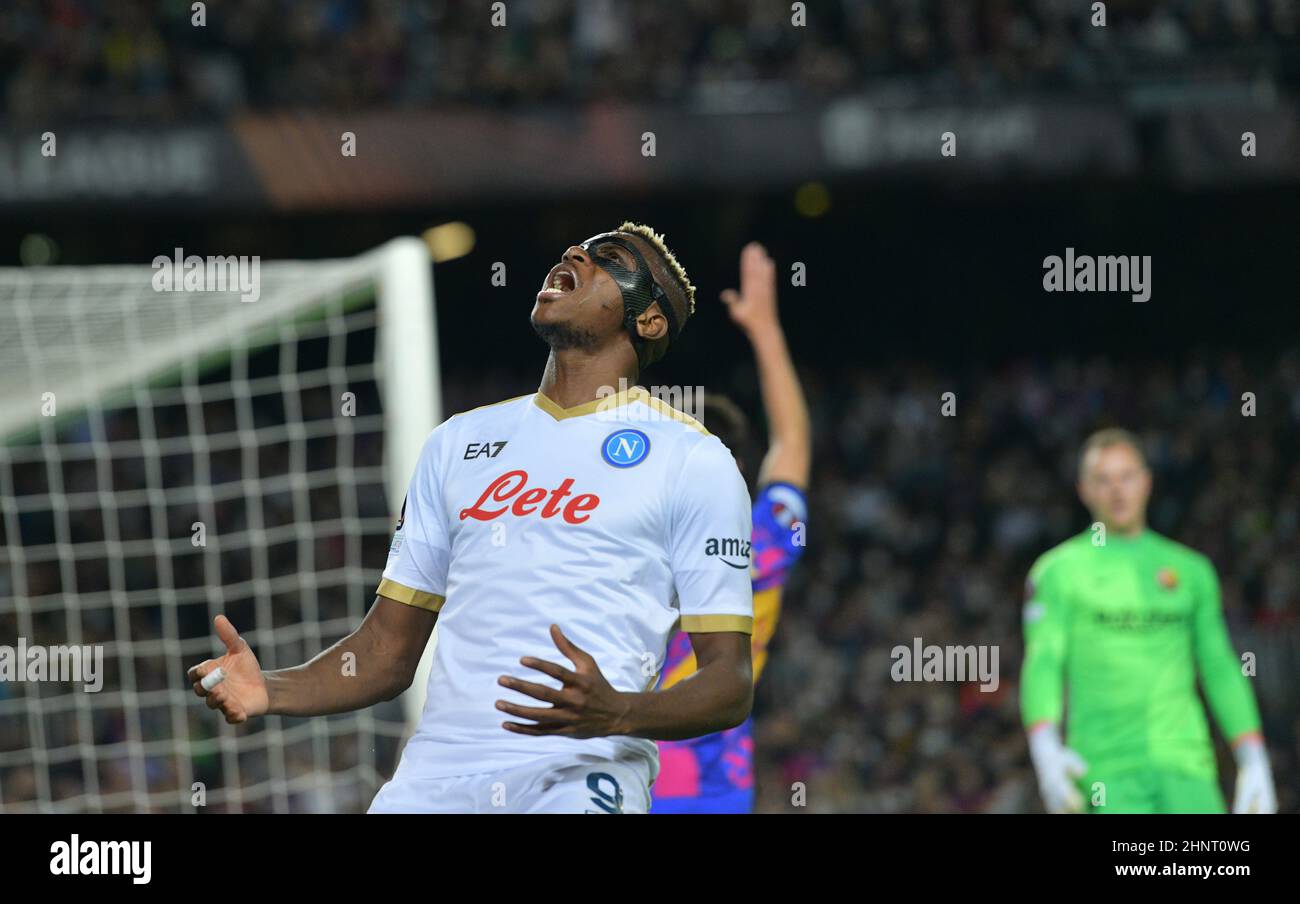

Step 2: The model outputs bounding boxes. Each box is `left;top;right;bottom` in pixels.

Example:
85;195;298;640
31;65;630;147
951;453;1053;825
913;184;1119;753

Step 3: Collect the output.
601;429;650;468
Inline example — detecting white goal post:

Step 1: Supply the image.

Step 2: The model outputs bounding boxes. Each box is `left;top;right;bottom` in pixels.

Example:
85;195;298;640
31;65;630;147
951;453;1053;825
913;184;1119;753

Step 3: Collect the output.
0;237;440;813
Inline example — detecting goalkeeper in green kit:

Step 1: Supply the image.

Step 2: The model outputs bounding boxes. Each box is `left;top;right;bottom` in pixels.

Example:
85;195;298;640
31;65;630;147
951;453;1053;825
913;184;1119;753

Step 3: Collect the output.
1020;428;1277;814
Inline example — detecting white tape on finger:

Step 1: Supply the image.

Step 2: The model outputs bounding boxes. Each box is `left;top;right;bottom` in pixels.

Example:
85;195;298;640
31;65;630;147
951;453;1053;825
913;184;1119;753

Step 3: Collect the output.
201;667;226;692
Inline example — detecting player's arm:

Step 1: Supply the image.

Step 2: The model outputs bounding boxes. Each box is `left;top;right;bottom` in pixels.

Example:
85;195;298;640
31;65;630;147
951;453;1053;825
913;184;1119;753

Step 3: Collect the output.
721;242;811;489
188;601;436;723
1190;558;1276;813
1020;560;1068;731
1020;557;1088;813
623;630;753;738
190;427;451;725
265;598;436;716
624;631;752;739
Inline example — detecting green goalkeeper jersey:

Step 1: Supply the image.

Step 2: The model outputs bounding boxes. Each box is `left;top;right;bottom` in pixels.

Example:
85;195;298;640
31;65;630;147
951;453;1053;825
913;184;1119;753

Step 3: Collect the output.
1020;529;1261;777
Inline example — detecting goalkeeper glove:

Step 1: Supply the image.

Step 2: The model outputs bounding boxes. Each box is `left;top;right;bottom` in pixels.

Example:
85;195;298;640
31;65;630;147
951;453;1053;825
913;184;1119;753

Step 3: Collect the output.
1232;736;1277;814
1028;723;1088;814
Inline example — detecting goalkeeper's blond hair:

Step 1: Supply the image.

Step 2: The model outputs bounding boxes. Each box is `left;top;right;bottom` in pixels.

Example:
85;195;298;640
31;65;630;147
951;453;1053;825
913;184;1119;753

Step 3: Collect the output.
1078;427;1148;478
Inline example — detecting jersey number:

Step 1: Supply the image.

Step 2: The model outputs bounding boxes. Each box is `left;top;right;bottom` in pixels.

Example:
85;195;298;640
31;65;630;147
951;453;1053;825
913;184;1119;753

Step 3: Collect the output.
585;772;625;814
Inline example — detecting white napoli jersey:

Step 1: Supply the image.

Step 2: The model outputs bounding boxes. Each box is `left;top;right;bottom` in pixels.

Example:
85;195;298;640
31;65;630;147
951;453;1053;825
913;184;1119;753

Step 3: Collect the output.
378;387;754;781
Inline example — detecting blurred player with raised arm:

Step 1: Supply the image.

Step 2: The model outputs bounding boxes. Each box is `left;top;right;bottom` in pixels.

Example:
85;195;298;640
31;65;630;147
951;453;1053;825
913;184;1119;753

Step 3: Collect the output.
651;242;811;814
189;222;755;813
1021;428;1277;814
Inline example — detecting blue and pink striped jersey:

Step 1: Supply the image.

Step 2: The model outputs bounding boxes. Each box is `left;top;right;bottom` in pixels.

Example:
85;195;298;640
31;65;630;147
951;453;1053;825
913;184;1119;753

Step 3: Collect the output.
651;482;808;813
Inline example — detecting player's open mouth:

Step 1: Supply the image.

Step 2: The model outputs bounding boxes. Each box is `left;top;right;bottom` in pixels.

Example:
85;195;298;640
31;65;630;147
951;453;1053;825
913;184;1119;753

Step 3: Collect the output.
538;264;579;300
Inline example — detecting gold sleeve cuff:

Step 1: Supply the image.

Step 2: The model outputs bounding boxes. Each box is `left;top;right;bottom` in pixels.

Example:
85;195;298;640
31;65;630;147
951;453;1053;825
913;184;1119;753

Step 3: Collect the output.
679;614;753;635
377;578;446;612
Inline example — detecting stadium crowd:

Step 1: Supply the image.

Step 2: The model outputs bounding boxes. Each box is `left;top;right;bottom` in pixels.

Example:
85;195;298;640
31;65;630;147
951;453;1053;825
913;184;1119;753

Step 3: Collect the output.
3;0;1299;121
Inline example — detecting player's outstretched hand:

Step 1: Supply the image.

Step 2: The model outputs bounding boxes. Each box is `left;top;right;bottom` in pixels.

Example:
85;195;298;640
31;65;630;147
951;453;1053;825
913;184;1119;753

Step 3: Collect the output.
187;615;270;725
720;241;779;337
1028;723;1089;814
496;624;632;739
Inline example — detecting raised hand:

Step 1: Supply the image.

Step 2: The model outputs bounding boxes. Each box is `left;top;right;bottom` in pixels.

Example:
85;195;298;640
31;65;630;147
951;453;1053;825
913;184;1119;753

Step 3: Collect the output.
187;615;270;725
719;241;779;337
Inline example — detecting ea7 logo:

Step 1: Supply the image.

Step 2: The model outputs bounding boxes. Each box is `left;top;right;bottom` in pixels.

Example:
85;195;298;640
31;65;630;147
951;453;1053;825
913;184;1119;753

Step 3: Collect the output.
465;441;508;460
705;537;751;569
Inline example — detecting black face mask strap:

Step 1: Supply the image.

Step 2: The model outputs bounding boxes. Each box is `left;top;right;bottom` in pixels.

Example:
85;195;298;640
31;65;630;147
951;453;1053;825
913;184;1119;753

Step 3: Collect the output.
581;235;679;348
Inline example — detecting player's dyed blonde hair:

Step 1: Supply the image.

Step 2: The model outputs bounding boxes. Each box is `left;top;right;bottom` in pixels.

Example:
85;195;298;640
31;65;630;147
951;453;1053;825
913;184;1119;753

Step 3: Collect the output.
616;221;697;317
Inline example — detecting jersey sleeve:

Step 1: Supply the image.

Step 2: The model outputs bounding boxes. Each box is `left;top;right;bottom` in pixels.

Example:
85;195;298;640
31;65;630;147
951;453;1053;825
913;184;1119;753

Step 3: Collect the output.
668;438;754;634
1190;555;1262;742
750;482;808;591
376;429;451;612
1020;552;1069;728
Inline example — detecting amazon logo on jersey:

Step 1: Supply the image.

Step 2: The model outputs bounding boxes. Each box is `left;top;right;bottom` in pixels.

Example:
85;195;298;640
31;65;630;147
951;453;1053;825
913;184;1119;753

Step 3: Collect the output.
705;536;752;569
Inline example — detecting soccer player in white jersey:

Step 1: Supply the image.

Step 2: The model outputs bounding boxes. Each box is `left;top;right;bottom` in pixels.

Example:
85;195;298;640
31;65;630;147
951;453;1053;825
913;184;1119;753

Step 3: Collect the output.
188;223;755;813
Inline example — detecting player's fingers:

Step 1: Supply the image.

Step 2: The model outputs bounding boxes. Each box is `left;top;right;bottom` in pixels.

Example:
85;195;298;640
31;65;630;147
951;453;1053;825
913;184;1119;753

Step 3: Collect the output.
495;700;573;723
501;721;568;737
187;659;216;686
497;675;562;704
549;624;592;667
214;614;247;655
520;656;576;684
740;243;770;282
209;688;245;724
187;658;214;691
719;288;740;307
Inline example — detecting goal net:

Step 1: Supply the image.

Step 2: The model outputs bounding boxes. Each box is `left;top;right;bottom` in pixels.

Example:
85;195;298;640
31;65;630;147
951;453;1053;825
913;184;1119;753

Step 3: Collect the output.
0;238;439;813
